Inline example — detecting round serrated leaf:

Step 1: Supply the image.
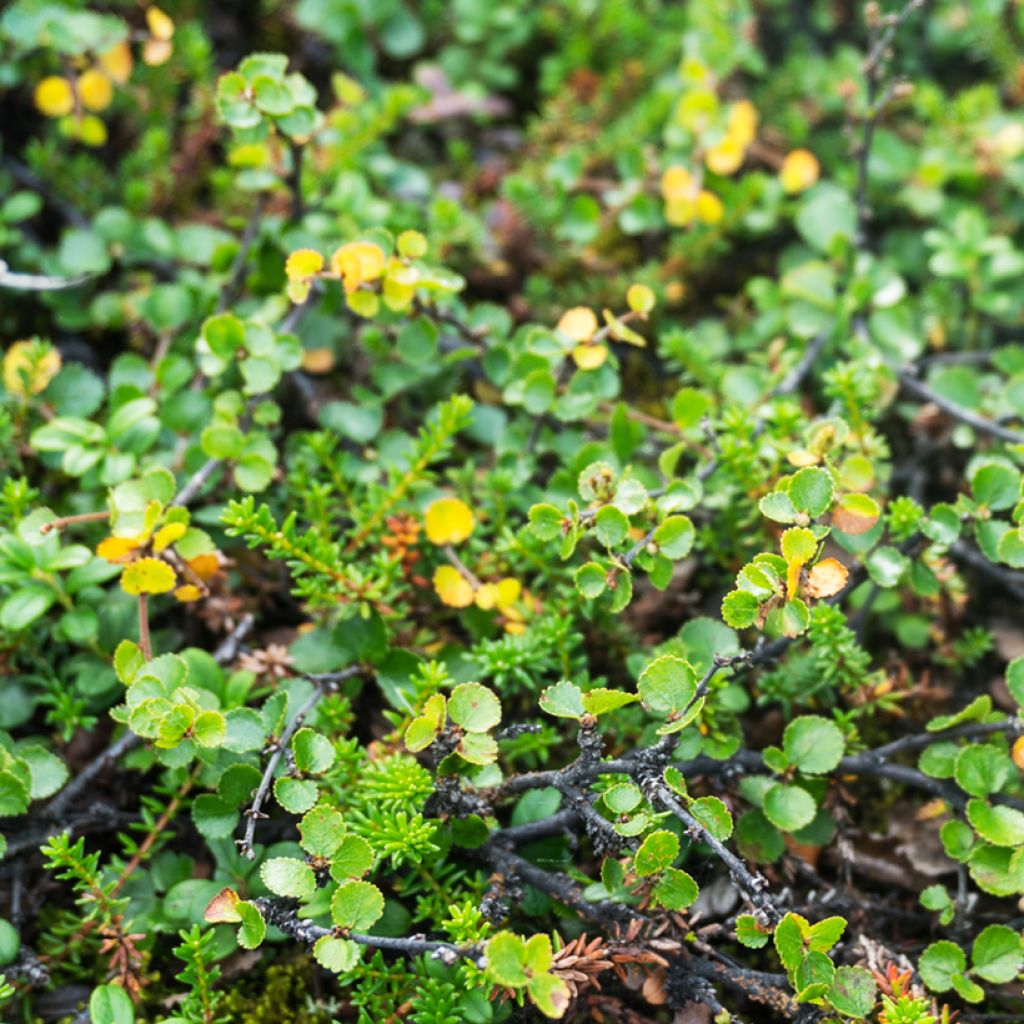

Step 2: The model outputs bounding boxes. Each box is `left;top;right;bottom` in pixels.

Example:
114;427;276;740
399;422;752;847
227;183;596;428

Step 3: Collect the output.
594;506;629;547
448;682;501;732
539;680;585;719
637;655;696;716
330;834;375;880
633;829;679;877
575;561;607;599
260;857;316;899
236;901;266;949
314;935;360;972
191;794;237;840
783;716;844;774
971;923;1023;983
653;515;695;559
790;468;834;518
331;880;384;931
919;940;966;993
652;866;699;909
299;805;346;857
763;783;816;832
274;777;319;814
689;795;733;841
966;798;1024;847
292;727;335;774
722;589;759;628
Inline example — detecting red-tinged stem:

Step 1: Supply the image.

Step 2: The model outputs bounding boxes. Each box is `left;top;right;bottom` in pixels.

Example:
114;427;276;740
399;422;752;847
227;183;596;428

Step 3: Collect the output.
39;510;110;534
138;595;152;661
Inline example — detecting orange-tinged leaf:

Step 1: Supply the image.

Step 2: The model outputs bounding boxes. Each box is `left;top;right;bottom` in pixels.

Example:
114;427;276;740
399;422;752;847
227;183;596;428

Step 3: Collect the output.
301;348;335;374
557;306;599;343
780;149;820;194
331;242;386;293
832;494;881;535
204;887;241;924
433;565;474;608
186;553;220;581
1012;736;1024;772
804;558;849;599
97;536;141;563
153;522;187;553
424;497;474;545
34;76;74;117
121;557;176;595
174;584;202;603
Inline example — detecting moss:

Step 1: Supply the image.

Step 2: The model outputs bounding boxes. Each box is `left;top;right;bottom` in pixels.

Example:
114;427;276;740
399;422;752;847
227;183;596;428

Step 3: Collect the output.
218;959;333;1024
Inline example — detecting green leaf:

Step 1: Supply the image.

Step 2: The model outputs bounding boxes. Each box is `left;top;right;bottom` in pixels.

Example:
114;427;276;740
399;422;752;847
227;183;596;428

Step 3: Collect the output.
950;972;984;1003
722;589;760;628
575;561;607;599
955;744;1011;798
274;777;319;814
594;506;629;547
919;940;967;993
292;727;336;774
331;880;384;931
236;901;266;950
260;857;316;900
928;695;992;732
19;745;68;799
781;527;817;564
1;585;56;630
456;731;498;765
191;794;237;840
865;545;909;588
0;918;20;966
971;923;1023;983
89;983;134;1024
637;655;697;716
192;710;227;748
736;914;771;949
604;784;643;814
330;835;375;880
972;462;1021;510
485;931;528;987
404;715;440;752
763;784;816;832
773;913;807;973
808;916;846;952
313;935;360;972
114;640;144;684
528;973;571;1019
633;829;679;877
1007;657;1024;708
783;716;844;774
299;805;345;857
689;796;733;841
653;515;695;559
790;468;834;518
966;798;1024;847
448;683;500;733
528;504;564;541
940;819;975;862
582;688;638;716
538;680;585;720
795;949;836;1001
652;866;699;909
759;491;798;524
776;598;810;638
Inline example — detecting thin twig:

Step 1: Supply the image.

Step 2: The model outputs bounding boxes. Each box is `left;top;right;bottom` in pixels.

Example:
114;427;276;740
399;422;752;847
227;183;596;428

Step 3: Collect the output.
898;371;1024;445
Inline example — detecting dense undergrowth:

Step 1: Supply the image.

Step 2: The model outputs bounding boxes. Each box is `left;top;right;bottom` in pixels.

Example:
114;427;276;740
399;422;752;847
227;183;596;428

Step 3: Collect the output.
2;1;1024;1022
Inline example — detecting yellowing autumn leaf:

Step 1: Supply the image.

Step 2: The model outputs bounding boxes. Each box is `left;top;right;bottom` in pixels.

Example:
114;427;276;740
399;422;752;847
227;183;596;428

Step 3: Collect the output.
572;343;608;370
557;307;598;343
433;565;474;608
97;536;141;563
285;248;325;304
174;584;202;603
495;577;521;609
99;42;133;85
153;522;187;553
146;6;175;40
121;557;177;595
35;76;74;118
626;284;655;315
331;242;386;293
661;165;695;203
727;99;758;147
4;340;61;397
78;69;114;112
705;138;744;176
424;497;474;545
804;558;849;599
187;553;221;582
780;149;820;194
696;191;724;224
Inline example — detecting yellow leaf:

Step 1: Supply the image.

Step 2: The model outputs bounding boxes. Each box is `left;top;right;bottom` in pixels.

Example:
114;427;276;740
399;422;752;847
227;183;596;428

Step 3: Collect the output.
572;343;608;370
705;138;744;176
3;340;61;397
1012;736;1024;772
495;577;521;609
626;284;655;315
301;348;335;374
557;307;599;343
146;6;175;40
787;449;821;467
287;279;312;304
78;69;114;112
97;536;141;563
424;497;474;545
76;114;108;147
99;42;133;85
35;76;74;118
285;248;324;280
780;149;820;194
660;166;695;203
727;99;758;148
804;558;849;599
433;565;474;608
696;190;724;224
153;522;187;553
474;583;498;610
174;584;202;603
331;242;386;293
121;557;176;595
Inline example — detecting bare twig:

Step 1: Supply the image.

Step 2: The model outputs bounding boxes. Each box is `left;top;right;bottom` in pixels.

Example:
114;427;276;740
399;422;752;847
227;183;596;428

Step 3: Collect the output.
898;371;1024;445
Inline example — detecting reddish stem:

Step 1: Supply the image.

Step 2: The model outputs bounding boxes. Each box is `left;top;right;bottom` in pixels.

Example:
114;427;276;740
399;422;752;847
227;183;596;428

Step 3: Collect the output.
138;595;152;661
